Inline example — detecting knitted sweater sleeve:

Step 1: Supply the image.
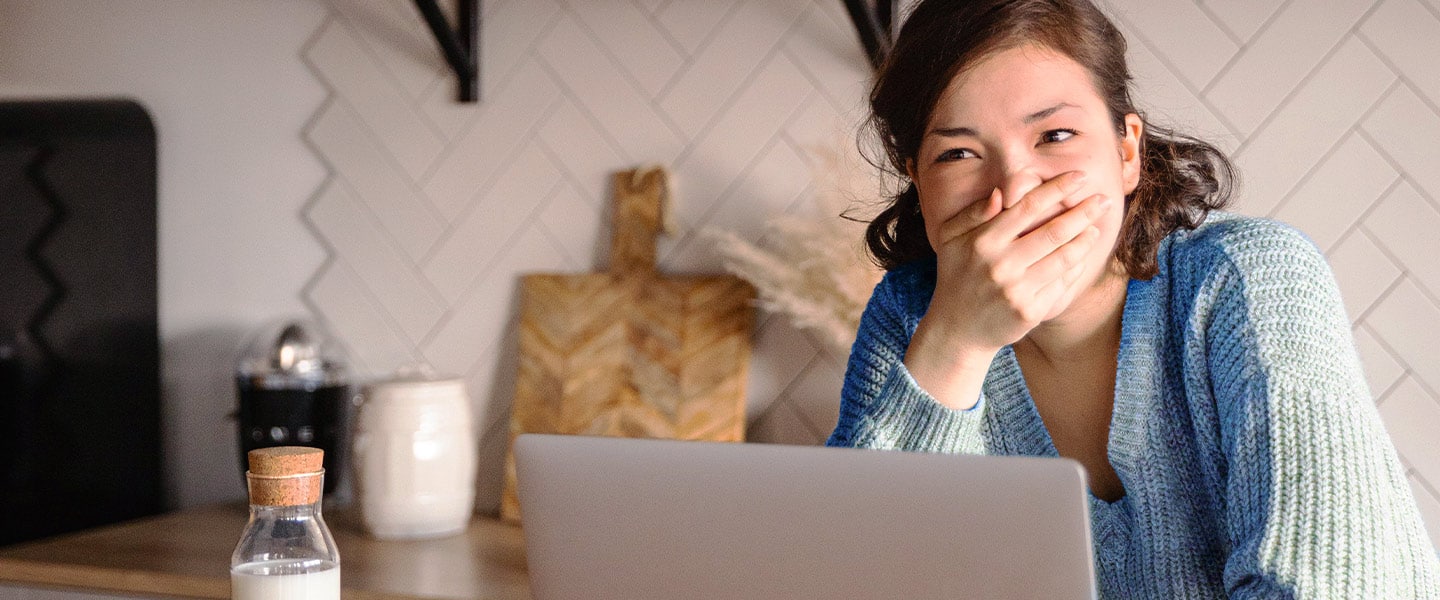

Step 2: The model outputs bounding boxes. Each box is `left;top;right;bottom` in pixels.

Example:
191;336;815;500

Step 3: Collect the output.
1199;223;1440;598
825;267;987;454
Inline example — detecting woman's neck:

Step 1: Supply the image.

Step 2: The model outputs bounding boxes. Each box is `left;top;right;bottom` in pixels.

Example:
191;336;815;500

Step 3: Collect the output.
1016;265;1129;369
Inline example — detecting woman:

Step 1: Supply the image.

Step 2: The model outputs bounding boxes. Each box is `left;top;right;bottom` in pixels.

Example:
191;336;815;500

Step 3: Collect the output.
827;0;1440;596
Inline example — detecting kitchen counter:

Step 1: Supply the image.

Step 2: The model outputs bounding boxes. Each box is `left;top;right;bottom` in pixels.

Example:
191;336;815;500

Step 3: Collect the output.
0;504;531;599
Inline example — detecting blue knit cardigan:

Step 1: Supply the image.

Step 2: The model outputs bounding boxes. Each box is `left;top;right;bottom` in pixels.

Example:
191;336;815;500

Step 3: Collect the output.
827;213;1440;598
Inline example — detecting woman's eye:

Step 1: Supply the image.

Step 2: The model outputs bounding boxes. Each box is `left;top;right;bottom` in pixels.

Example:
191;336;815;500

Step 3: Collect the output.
1041;129;1077;144
936;148;976;162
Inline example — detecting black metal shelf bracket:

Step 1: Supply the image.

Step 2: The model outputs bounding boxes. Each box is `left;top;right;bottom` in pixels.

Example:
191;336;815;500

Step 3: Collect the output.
843;0;897;71
414;0;480;103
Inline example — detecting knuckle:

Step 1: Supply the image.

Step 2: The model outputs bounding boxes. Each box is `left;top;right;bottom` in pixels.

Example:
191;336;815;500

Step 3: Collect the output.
992;256;1024;283
1085;196;1107;218
1016;303;1043;324
936;224;960;245
1043;224;1067;247
1018;195;1047;219
972;232;1001;258
1001;287;1027;311
1058;238;1082;264
986;260;1009;284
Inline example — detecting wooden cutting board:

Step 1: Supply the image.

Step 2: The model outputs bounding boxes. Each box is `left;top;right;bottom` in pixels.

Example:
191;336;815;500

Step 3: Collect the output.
501;167;755;522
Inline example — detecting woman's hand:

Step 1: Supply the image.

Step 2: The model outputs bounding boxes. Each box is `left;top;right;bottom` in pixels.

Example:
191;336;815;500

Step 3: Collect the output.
904;170;1112;409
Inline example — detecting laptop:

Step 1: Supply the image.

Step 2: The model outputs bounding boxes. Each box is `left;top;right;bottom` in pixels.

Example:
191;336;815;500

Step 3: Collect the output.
513;434;1098;599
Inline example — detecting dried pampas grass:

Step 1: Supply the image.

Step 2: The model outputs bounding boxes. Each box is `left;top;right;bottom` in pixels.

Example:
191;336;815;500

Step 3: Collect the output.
707;144;886;356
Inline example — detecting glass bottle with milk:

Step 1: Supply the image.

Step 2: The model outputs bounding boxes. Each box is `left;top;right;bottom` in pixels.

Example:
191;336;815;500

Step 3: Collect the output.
231;446;340;600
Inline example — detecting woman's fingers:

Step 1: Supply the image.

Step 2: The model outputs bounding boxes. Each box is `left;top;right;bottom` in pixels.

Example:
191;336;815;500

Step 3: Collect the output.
1059;253;1090;288
1021;237;1097;318
1008;193;1111;265
923;170;1108;346
1019;224;1100;293
1029;273;1072;320
982;192;1106;291
935;187;1004;244
934;170;1088;248
986;170;1088;240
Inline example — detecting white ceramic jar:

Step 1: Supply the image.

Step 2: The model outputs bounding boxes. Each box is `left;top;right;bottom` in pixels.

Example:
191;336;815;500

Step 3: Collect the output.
352;372;476;539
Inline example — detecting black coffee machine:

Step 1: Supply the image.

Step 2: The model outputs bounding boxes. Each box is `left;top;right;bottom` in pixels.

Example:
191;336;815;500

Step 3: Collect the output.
235;321;350;494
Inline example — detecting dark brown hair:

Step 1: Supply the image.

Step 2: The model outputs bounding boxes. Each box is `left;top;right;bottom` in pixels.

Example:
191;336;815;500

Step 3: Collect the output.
862;0;1235;278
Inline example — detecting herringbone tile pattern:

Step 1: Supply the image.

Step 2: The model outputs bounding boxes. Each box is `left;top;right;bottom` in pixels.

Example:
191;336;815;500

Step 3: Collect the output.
301;0;867;515
300;0;1440;547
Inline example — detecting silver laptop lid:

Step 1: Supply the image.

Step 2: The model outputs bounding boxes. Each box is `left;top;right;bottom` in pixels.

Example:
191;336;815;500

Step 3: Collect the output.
515;434;1097;600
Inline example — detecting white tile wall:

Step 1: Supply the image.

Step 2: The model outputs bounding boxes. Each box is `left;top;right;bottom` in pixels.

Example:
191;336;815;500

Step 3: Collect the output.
1361;0;1440;103
1230;36;1394;217
1413;471;1440;550
1106;0;1238;91
1328;228;1402;322
1362;86;1440;203
299;0;873;518
1368;279;1440;396
1205;0;1375;137
1353;324;1406;399
1200;0;1286;42
1380;376;1440;484
1272;133;1397;252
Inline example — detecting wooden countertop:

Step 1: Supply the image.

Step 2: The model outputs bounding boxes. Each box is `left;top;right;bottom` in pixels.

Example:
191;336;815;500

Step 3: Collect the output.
0;504;532;599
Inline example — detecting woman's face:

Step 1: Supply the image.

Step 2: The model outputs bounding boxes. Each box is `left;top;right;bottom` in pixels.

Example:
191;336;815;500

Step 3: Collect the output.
910;43;1142;319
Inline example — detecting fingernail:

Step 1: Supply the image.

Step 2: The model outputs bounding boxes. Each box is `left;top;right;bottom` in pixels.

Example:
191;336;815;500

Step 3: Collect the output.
996;187;1012;209
1070;171;1088;187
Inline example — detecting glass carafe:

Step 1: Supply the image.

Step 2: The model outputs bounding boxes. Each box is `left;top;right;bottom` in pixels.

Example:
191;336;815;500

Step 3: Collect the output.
231;446;340;600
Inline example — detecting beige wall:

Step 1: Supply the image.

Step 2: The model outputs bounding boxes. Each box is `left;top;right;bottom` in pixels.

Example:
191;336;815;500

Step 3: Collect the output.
0;0;330;510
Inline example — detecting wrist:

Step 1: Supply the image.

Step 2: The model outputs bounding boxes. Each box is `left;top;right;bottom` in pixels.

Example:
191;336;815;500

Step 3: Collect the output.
908;316;998;368
904;318;998;410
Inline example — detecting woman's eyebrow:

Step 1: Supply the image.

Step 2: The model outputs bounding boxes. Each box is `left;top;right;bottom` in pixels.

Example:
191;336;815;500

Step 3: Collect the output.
1023;102;1078;124
927;125;979;138
928;102;1080;138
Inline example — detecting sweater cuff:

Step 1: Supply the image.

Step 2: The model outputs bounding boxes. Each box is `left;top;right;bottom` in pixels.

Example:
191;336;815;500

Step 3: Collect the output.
861;361;987;454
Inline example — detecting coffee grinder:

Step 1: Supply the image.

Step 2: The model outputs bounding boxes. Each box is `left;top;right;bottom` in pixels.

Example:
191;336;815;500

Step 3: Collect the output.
235;320;350;494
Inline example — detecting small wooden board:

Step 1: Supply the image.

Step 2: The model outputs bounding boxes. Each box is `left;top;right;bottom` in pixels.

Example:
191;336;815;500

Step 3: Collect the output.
501;167;755;522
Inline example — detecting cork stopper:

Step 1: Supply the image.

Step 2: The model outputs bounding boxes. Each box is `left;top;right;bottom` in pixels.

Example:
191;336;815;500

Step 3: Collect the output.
246;446;325;506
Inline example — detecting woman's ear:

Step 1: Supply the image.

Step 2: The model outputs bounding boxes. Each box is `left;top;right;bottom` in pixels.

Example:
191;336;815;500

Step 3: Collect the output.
1121;114;1143;194
904;158;917;182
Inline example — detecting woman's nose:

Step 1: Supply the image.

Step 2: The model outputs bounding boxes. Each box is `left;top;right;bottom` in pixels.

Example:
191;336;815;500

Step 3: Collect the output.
998;170;1044;209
